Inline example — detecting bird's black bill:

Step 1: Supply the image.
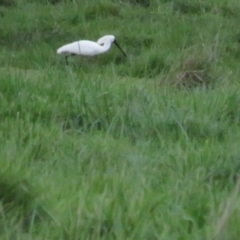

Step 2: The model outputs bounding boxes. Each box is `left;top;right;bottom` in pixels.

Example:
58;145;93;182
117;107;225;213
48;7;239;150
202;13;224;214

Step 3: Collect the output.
114;40;127;57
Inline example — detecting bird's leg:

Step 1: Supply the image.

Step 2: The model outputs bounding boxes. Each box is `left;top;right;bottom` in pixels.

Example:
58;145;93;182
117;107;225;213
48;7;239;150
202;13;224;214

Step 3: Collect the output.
65;55;69;65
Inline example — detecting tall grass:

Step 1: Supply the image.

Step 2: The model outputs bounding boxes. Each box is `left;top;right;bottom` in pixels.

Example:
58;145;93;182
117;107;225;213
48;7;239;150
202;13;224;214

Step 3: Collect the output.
1;0;240;239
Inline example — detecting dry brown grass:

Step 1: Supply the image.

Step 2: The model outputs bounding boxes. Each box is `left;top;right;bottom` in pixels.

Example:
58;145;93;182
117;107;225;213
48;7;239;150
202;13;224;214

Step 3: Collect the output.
170;53;214;89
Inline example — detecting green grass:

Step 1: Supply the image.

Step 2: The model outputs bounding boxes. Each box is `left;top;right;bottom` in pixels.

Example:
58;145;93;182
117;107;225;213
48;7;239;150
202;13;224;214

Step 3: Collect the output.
1;0;240;239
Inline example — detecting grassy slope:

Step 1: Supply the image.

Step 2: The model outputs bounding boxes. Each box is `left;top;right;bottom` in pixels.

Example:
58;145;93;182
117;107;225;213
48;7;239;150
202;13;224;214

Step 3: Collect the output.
1;0;240;239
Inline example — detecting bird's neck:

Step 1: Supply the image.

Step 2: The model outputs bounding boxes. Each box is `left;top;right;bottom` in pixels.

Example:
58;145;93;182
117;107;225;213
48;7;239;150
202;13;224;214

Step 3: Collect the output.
101;41;112;53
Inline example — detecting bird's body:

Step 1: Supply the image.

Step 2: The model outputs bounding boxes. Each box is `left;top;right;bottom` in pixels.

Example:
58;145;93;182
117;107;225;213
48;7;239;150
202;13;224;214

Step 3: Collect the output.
57;40;112;57
57;35;126;65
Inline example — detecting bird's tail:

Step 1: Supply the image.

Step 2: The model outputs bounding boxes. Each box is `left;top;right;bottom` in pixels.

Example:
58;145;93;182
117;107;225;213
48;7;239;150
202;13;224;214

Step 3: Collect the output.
57;46;66;54
57;44;72;54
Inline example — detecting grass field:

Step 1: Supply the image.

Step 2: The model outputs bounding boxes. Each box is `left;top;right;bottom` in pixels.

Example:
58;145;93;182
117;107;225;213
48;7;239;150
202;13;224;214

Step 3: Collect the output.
1;0;240;239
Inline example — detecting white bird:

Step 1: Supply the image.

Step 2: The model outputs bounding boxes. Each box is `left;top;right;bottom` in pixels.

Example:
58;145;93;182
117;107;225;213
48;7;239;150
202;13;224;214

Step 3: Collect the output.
57;35;127;65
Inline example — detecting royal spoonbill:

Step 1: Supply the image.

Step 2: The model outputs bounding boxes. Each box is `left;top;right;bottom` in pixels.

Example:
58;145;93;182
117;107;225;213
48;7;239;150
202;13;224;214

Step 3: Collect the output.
57;35;127;65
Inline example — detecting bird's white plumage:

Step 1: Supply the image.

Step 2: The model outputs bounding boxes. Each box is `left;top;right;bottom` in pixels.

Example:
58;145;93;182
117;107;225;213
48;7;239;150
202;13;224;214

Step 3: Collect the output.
57;35;126;65
97;35;115;45
57;35;115;57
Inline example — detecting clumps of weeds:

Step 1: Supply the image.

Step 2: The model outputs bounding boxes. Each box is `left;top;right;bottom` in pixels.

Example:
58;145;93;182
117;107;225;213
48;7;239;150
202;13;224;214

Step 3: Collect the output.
171;52;214;89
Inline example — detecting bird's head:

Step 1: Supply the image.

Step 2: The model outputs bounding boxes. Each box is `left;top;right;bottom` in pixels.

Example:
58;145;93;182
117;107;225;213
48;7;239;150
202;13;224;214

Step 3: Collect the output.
97;35;115;45
97;35;127;57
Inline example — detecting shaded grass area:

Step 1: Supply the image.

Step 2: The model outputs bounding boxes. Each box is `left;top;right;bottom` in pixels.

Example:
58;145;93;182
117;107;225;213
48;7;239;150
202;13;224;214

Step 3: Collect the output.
1;0;240;239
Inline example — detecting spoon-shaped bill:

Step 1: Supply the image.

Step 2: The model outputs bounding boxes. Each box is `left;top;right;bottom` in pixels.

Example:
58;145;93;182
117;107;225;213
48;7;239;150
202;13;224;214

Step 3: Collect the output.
114;40;127;57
